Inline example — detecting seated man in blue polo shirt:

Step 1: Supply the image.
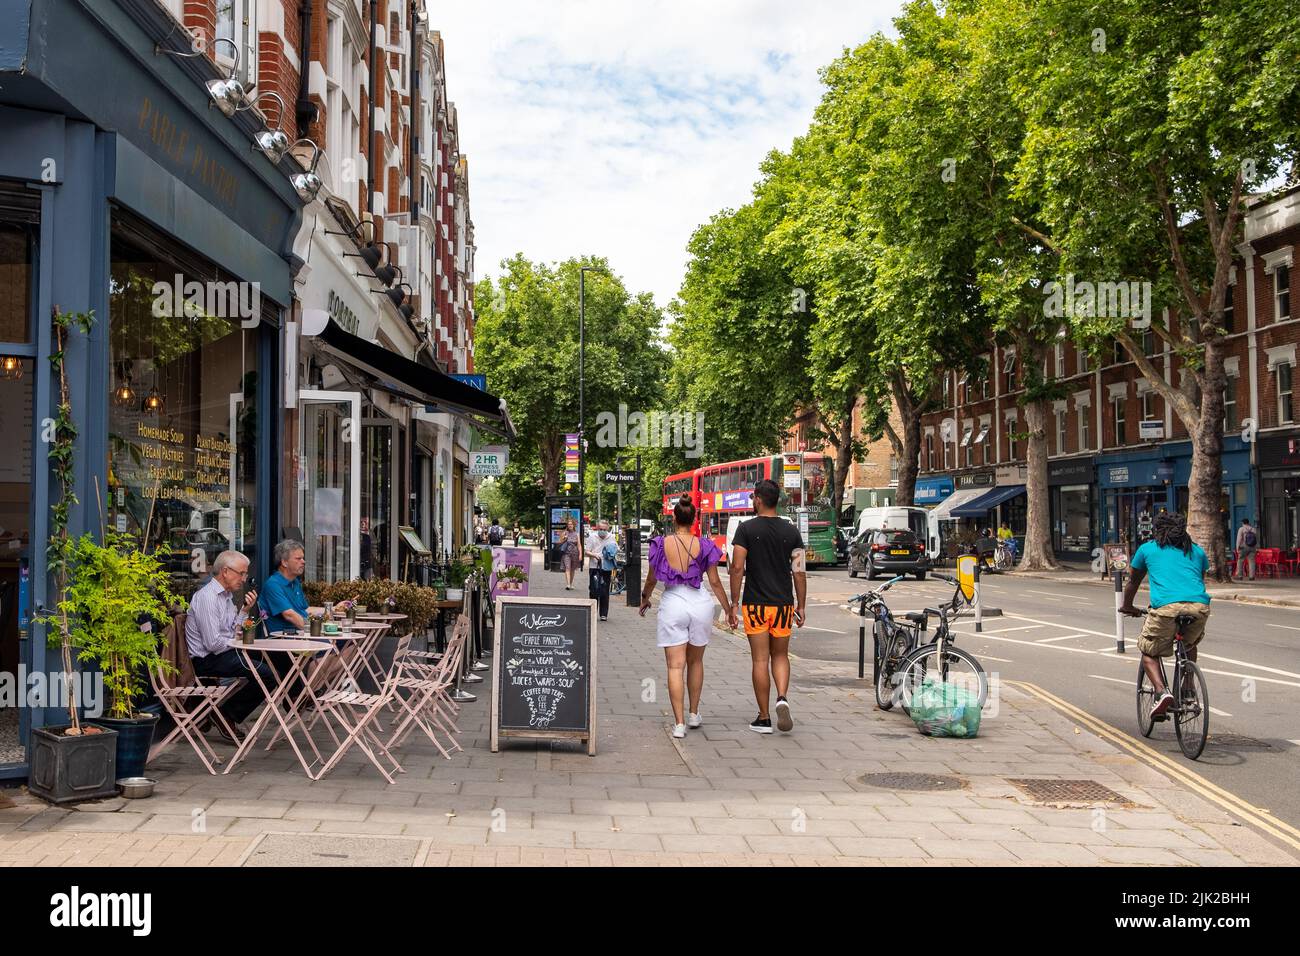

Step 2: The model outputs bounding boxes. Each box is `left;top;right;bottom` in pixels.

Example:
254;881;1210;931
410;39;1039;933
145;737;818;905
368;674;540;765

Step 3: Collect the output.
261;539;309;635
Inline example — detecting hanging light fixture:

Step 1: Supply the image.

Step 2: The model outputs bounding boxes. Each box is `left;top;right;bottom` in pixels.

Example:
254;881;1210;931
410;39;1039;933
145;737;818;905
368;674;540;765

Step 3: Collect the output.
329;221;384;270
142;385;164;414
288;139;324;202
0;355;23;381
112;363;136;406
374;243;400;287
385;282;412;310
251;92;292;164
156;37;252;118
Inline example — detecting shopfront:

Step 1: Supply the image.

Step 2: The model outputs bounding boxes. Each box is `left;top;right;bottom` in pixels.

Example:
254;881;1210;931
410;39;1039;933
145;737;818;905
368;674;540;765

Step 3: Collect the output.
1049;456;1096;557
1258;433;1300;550
1;0;304;773
1097;438;1253;552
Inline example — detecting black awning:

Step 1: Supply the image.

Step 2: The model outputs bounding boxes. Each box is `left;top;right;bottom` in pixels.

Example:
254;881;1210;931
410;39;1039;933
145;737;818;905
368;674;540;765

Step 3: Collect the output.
311;318;513;438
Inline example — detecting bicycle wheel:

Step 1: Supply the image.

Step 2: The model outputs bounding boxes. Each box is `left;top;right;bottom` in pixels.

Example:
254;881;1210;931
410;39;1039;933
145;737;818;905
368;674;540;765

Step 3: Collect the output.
874;625;895;711
1135;666;1158;738
895;643;988;714
1174;660;1210;760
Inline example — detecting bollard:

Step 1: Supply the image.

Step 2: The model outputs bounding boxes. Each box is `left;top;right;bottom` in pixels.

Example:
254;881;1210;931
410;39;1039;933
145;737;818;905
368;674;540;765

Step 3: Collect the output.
1114;569;1126;654
974;560;983;633
624;524;641;608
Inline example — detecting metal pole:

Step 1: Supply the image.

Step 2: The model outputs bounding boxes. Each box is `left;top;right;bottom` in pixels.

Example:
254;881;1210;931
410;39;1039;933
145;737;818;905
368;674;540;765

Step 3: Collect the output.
974;560;983;633
579;268;586;518
1114;569;1126;654
617;457;623;528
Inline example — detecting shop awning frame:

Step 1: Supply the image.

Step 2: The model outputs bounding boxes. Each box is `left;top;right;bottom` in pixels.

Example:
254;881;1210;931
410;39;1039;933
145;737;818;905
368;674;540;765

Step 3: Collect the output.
304;312;515;441
950;484;1026;518
930;487;988;521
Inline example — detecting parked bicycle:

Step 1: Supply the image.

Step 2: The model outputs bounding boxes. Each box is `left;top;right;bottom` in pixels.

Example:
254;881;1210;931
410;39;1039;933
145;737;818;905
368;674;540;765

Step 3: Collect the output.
1135;608;1209;760
993;539;1017;571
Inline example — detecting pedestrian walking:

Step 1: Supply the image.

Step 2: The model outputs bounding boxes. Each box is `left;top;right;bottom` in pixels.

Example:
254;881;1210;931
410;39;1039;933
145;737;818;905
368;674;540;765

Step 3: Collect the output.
640;493;733;738
558;517;582;589
1234;518;1258;581
728;479;806;734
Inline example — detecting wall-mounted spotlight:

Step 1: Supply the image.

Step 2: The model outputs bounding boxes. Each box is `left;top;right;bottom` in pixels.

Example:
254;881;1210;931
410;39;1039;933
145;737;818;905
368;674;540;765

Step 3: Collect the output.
328;221;383;270
374;243;401;287
252;92;291;164
156;37;253;118
288;139;324;202
386;282;412;310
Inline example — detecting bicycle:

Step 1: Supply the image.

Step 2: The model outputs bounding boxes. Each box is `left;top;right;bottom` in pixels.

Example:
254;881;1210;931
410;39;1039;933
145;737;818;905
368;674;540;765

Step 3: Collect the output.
890;573;988;715
993;539;1017;571
849;575;924;710
1134;609;1209;760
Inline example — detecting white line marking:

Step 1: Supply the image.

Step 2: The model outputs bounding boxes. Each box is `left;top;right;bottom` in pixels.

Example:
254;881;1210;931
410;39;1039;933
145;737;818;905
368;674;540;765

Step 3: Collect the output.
1036;633;1090;643
1264;623;1300;632
798;626;845;634
978;624;1043;634
1289;740;1300;748
1089;674;1130;685
1198;653;1300;680
1001;613;1118;639
976;655;1015;663
1209;706;1234;718
1026;589;1090;600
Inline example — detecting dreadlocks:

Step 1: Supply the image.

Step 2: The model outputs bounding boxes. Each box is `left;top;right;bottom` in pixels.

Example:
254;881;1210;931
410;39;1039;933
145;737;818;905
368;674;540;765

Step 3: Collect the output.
1152;511;1193;555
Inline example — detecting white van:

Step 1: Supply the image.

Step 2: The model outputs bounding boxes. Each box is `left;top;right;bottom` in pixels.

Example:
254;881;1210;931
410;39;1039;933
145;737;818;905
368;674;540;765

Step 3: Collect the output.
725;513;795;564
854;506;937;559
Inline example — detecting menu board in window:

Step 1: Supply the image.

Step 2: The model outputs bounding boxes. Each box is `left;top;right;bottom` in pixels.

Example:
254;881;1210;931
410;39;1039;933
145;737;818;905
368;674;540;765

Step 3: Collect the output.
491;596;597;755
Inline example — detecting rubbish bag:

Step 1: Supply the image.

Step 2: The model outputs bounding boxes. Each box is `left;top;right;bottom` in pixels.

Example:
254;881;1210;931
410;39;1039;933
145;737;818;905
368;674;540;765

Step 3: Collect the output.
908;678;983;738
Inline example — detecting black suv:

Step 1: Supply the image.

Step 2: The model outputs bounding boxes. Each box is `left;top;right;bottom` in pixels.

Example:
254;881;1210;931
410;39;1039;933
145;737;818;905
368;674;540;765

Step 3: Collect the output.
849;528;930;580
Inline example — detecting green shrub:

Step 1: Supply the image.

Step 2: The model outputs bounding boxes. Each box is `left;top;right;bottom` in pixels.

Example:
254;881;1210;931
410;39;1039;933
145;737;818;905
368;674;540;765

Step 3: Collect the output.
300;579;439;635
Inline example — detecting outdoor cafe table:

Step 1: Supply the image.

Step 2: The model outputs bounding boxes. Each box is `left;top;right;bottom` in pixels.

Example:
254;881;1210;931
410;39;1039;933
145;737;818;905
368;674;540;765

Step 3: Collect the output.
224;637;333;779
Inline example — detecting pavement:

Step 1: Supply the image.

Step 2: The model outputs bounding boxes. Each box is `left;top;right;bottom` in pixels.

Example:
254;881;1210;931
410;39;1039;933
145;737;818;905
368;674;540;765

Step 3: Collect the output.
1;552;1297;867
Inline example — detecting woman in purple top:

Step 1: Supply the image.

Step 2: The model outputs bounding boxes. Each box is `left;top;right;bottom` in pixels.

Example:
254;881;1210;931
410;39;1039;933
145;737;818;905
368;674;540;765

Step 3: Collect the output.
639;494;734;738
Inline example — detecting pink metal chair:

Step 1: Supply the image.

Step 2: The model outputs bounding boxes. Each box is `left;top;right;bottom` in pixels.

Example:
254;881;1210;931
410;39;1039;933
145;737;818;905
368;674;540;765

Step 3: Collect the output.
385;620;467;758
311;634;413;783
147;611;247;774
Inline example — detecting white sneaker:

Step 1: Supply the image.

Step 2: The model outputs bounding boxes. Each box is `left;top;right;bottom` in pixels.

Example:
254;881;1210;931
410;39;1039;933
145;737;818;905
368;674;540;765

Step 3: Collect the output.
671;723;686;739
687;712;702;728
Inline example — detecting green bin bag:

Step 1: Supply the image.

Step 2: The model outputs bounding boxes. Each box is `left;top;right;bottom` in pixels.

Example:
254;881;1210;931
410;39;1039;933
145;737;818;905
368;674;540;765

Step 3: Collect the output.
908;678;983;738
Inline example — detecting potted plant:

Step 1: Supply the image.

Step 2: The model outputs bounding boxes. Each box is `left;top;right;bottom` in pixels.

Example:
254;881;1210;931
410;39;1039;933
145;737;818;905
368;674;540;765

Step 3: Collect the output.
29;309;120;803
64;530;183;779
495;564;527;593
445;562;471;601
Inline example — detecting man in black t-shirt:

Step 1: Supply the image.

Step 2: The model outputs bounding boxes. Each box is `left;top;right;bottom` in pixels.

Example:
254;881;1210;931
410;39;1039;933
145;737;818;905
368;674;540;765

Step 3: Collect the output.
728;479;807;734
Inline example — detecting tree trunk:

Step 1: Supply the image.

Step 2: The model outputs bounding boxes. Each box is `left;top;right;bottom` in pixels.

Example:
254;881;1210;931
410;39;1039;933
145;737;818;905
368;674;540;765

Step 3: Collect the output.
832;411;854;520
889;372;922;506
1019;397;1058;570
1188;337;1228;581
540;434;561;495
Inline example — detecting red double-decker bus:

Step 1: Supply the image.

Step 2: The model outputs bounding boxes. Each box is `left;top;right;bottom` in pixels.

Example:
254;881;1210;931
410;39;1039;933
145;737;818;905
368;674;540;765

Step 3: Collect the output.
659;453;835;565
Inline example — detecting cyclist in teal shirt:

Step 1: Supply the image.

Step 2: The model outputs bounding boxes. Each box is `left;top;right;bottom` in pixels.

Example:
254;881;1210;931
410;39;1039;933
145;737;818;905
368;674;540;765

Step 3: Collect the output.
1119;513;1211;719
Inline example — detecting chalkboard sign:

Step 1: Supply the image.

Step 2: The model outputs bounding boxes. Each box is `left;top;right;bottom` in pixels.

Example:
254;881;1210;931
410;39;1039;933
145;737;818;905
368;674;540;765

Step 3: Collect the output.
491;596;597;754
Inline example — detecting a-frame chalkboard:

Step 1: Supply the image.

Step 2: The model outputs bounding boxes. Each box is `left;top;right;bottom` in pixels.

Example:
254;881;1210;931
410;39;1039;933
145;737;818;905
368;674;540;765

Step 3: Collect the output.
491;596;597;755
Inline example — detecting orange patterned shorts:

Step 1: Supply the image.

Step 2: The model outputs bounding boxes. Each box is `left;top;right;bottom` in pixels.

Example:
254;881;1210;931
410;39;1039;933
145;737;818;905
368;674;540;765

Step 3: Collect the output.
742;604;795;638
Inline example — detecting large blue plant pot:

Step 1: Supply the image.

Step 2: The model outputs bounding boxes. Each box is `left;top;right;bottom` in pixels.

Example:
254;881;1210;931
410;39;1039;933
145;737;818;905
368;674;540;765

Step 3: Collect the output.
90;713;159;780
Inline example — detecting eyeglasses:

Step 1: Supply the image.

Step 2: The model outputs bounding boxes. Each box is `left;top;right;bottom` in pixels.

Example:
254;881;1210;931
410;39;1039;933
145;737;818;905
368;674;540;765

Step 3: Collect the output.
223;568;250;579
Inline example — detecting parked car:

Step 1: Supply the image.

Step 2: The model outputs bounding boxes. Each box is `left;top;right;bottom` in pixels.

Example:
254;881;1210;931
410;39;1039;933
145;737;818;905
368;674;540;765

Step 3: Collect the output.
849;527;930;580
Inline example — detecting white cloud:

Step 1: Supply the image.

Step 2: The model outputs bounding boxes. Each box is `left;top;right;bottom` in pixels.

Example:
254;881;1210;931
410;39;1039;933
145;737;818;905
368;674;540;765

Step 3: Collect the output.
430;1;901;307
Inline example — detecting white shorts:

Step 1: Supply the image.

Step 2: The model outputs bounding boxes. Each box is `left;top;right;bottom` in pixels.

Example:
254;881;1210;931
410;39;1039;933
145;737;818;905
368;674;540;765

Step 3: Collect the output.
656;584;717;648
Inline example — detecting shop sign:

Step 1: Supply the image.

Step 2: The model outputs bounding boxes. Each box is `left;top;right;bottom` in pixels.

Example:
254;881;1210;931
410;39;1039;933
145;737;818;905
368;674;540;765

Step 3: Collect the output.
995;464;1026;485
328;289;359;335
1108;466;1130;484
453;374;488;392
470;447;508;476
1048;458;1094;486
957;471;994;489
1156;461;1175;482
1104;544;1129;572
1139;420;1165;441
914;477;954;503
1258;435;1300;470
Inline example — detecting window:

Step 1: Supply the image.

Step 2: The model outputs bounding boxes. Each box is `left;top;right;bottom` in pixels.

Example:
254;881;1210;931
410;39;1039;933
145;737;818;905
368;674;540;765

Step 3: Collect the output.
1276;265;1291;321
1003;351;1017;392
1113;340;1126;365
925;434;935;471
889;455;899;486
1222;285;1235;333
1078;406;1090;450
1223;376;1238;431
1006;421;1018;460
1280;363;1295;425
215;0;258;88
943;437;951;469
1143;328;1157;356
1142;390;1157;422
1054;343;1065;378
960;426;974;447
1055;409;1067;454
1077;347;1089;373
965;440;973;468
942;373;951;406
1113;398;1126;446
981;375;989;400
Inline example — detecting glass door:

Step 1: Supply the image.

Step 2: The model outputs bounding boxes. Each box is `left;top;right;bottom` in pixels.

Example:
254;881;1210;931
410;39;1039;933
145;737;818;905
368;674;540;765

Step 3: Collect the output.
299;390;361;582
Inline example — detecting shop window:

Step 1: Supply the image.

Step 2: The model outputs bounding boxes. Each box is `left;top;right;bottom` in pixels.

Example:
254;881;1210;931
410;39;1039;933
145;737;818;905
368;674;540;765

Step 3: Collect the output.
1113;398;1126;445
1276;264;1291;322
1280;363;1295;425
108;221;263;598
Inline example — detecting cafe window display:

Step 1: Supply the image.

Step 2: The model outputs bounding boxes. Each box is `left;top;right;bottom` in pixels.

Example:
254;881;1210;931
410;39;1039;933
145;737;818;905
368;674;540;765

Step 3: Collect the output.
107;223;262;597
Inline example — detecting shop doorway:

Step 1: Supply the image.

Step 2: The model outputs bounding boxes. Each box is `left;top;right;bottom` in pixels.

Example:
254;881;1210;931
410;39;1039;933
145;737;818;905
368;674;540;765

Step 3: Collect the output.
299;390;361;582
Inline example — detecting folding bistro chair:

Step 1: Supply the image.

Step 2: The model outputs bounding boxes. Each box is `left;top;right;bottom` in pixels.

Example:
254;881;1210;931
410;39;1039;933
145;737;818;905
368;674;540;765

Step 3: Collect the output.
385;621;467;757
400;614;469;721
147;610;247;773
312;635;413;783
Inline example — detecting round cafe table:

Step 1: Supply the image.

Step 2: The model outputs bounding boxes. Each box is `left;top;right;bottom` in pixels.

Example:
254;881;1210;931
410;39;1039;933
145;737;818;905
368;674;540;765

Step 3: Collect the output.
225;638;333;779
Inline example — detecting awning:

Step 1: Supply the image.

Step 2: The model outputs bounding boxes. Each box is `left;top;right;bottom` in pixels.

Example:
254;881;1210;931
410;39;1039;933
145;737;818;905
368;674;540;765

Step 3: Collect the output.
303;311;515;440
930;488;988;521
950;484;1026;518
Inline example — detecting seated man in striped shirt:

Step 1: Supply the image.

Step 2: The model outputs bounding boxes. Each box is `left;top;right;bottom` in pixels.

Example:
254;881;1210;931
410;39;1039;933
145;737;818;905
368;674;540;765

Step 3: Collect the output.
185;550;274;743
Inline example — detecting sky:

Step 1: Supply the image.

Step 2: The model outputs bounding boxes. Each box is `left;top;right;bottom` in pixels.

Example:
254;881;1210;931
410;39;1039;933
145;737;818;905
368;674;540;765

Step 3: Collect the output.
430;1;902;309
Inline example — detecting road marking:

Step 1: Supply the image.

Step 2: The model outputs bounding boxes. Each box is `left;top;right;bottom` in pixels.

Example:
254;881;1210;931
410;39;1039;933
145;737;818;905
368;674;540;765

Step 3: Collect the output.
976;654;1015;663
1198;653;1300;681
1008;681;1300;855
1036;633;1089;643
1026;589;1090;600
1209;706;1234;718
977;624;1043;634
1089;674;1130;685
1002;613;1118;639
1264;623;1300;632
1290;740;1300;748
798;626;845;634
